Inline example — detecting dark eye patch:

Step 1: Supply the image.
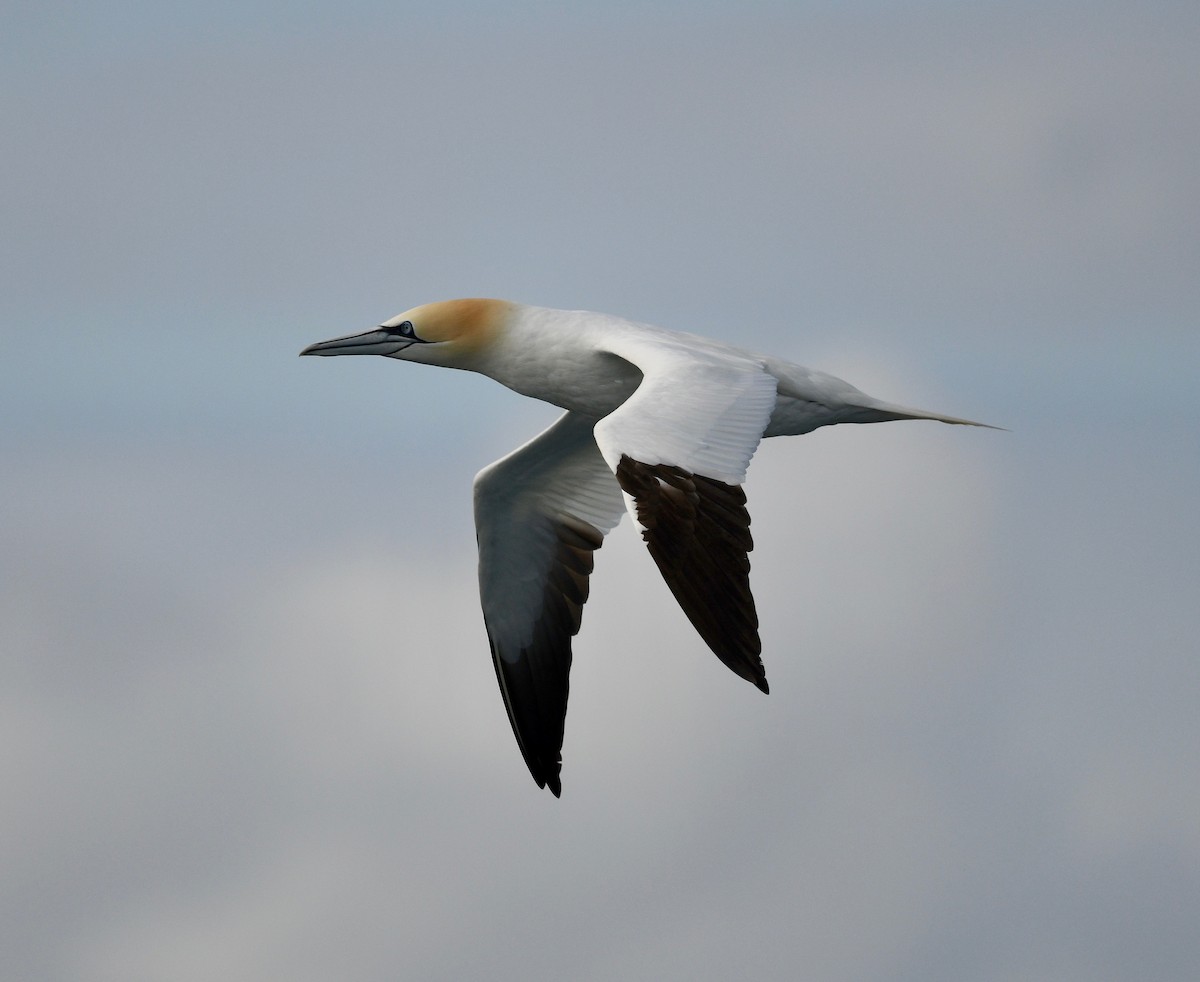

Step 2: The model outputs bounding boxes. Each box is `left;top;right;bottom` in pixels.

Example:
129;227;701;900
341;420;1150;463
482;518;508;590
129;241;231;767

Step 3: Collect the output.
384;320;418;340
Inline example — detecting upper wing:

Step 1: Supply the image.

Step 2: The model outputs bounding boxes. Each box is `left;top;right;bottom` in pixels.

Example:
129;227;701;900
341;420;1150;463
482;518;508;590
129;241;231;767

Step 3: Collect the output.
473;410;625;796
592;333;778;691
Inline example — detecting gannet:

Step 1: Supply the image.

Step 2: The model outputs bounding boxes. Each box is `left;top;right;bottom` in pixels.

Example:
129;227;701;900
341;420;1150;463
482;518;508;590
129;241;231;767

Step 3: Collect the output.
301;299;990;796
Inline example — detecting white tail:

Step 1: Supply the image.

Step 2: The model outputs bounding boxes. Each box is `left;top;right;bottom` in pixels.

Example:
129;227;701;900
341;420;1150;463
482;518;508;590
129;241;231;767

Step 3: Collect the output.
854;398;1003;429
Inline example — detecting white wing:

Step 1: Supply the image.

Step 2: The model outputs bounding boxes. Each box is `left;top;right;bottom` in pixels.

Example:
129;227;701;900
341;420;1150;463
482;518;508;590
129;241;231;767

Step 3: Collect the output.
591;332;779;693
473;410;625;796
592;332;778;487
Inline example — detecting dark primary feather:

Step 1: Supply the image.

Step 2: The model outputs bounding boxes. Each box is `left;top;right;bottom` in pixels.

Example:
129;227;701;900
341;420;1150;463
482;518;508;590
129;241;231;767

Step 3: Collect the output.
484;514;604;797
614;455;768;693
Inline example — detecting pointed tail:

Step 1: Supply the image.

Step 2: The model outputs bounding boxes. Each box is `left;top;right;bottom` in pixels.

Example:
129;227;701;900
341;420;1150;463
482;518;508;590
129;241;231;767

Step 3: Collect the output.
854;400;1004;429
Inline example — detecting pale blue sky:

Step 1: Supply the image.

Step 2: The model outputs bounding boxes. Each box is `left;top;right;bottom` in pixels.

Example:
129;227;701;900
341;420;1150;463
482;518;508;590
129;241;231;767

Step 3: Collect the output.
3;3;1198;980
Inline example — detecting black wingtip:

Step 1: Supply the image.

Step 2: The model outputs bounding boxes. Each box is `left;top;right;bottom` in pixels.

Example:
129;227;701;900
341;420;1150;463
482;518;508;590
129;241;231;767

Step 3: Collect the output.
756;677;770;695
532;769;563;797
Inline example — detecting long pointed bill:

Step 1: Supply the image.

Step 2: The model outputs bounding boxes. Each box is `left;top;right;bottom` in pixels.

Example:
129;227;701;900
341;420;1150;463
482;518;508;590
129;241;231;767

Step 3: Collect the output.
299;328;414;357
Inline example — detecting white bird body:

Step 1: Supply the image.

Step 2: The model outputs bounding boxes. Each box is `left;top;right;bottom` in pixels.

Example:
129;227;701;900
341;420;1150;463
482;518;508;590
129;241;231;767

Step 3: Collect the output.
302;298;990;795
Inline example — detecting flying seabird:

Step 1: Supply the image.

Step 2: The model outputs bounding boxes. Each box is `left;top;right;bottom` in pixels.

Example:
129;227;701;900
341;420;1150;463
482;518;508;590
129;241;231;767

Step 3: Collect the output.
301;299;991;795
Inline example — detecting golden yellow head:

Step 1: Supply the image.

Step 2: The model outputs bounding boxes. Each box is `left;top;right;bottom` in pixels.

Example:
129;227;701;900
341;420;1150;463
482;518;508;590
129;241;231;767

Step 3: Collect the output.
382;298;514;355
301;298;515;366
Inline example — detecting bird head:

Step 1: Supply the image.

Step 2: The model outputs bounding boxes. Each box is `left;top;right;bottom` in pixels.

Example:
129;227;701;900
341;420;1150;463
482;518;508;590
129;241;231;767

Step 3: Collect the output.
300;298;513;368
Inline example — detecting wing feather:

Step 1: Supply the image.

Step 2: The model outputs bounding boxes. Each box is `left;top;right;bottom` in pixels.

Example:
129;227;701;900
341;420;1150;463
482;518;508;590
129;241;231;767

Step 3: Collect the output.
473;411;625;795
614;456;767;691
591;334;777;690
592;333;777;485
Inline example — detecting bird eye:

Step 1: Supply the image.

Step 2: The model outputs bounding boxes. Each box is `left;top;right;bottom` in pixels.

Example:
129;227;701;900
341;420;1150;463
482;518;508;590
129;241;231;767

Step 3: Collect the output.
385;320;417;339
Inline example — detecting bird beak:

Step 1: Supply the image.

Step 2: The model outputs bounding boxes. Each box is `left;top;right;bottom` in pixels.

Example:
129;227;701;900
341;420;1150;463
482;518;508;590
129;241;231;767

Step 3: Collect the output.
299;329;411;357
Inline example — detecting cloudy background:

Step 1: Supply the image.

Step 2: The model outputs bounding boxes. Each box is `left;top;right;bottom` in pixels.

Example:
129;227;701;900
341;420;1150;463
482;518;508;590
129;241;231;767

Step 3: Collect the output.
3;2;1198;979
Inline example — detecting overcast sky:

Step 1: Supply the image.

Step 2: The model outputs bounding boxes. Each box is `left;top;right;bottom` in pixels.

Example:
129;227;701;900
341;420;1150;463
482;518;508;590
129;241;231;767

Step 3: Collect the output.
3;2;1198;980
